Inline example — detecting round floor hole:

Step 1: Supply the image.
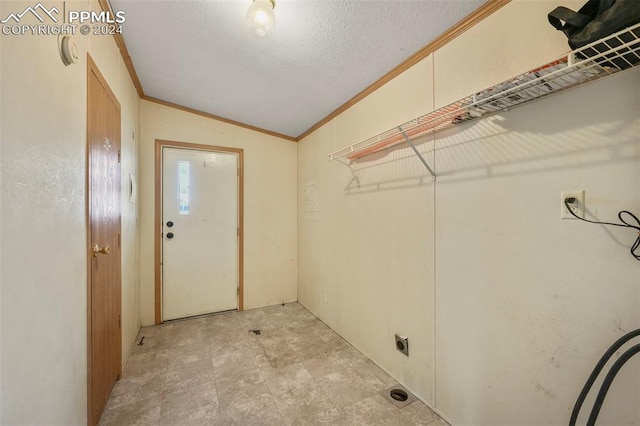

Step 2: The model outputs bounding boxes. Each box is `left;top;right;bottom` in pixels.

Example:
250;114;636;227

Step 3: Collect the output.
390;389;408;402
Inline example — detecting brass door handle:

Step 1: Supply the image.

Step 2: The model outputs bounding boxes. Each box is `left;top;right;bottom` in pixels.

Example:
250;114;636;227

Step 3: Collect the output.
92;244;110;257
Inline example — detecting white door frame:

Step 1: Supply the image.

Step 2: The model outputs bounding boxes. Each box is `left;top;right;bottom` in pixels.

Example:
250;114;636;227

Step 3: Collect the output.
154;139;244;324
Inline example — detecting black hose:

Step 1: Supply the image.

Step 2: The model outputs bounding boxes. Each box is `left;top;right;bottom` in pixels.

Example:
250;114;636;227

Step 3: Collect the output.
563;198;640;261
586;342;640;426
569;328;640;426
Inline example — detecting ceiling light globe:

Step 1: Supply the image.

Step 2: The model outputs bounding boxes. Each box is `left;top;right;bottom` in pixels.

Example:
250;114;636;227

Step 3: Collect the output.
247;0;275;37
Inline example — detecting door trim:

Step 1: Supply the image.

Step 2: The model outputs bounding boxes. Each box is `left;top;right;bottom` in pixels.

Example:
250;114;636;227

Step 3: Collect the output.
154;139;244;324
86;54;122;425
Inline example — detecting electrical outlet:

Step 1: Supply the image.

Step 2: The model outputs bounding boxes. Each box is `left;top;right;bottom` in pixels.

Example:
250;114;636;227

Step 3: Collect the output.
395;334;409;356
561;190;585;219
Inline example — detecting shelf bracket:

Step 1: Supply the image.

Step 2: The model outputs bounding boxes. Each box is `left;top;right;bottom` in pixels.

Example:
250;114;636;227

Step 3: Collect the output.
398;127;436;178
329;153;361;189
345;164;360;189
333;156;351;167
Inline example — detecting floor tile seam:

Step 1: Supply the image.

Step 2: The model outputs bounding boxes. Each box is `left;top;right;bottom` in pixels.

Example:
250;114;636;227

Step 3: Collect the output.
253;341;308;423
258;363;291;426
295;361;357;413
307;367;352;421
215;386;285;425
253;332;277;370
209;345;224;413
331;375;388;411
159;382;224;424
108;367;169;409
116;371;166;388
103;390;164;423
158;360;171;415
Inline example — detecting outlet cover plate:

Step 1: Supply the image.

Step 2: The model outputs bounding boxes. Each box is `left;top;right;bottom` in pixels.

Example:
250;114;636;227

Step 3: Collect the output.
395;334;409;356
561;190;584;219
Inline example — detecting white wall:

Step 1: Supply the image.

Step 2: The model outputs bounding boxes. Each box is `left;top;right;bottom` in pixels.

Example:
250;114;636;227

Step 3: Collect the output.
138;100;298;326
298;1;640;425
0;17;4;422
0;0;140;423
298;54;438;401
434;68;640;426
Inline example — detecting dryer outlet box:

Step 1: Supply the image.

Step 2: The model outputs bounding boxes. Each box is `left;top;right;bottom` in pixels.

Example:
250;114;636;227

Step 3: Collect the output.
395;334;409;356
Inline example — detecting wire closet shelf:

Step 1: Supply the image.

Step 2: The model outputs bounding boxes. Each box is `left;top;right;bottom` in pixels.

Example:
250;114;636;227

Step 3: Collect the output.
328;22;640;177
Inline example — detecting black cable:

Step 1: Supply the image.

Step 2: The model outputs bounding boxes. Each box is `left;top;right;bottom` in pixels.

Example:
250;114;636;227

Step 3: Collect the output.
569;328;640;426
563;201;640;424
563;198;640;261
586;342;640;426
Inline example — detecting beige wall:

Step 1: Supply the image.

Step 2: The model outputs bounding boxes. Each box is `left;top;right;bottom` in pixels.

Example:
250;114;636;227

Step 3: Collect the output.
0;0;140;423
299;54;438;401
1;0;638;424
298;1;640;425
138;101;297;326
0;14;4;421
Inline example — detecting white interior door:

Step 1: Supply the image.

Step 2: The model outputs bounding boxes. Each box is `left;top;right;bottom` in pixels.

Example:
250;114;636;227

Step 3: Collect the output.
162;147;238;321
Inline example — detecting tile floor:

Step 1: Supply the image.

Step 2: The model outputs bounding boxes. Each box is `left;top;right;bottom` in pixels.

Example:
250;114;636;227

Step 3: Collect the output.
100;303;449;425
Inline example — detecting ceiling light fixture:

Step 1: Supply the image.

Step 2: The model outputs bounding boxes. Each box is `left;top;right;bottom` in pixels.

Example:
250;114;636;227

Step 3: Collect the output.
247;0;275;37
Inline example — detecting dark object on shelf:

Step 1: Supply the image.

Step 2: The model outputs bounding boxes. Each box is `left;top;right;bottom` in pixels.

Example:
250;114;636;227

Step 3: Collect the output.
548;0;640;69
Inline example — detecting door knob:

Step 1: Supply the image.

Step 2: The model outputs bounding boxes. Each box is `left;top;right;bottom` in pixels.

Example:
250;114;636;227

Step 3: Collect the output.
92;244;110;257
166;232;174;239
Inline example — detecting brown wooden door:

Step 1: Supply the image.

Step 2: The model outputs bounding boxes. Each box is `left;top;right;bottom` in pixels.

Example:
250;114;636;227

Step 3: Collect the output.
87;55;122;426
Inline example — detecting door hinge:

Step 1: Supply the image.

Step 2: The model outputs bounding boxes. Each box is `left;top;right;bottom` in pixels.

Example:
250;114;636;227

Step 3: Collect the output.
117;149;121;163
237;227;240;237
118;234;121;248
118;314;121;329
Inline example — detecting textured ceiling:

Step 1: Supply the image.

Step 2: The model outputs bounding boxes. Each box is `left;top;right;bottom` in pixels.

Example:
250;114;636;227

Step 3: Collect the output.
111;0;487;138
